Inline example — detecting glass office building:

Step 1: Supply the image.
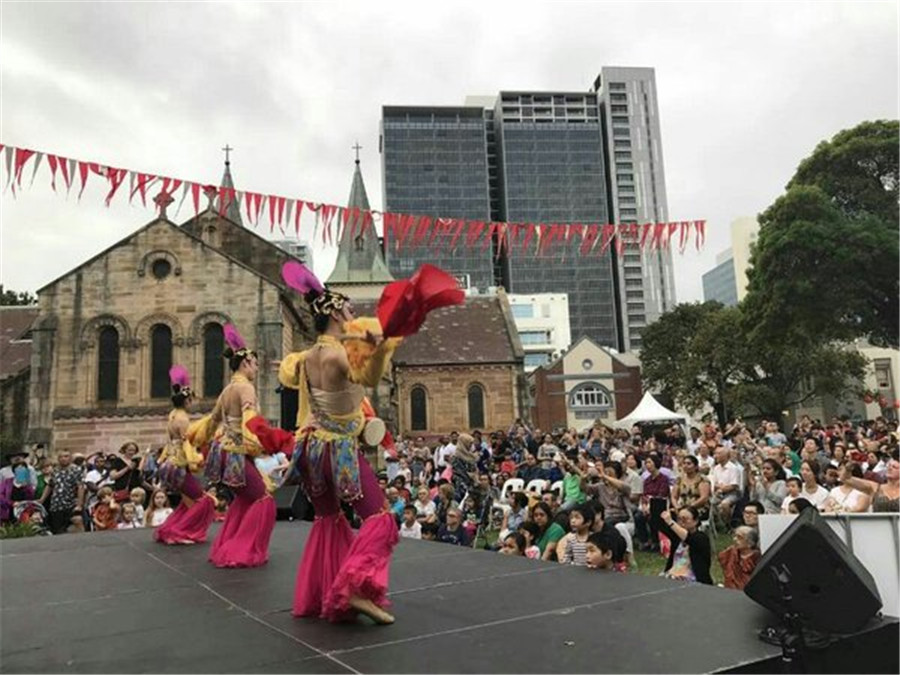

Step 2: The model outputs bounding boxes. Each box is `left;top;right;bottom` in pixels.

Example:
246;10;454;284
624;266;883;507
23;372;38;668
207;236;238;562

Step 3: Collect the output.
494;91;618;348
380;106;495;290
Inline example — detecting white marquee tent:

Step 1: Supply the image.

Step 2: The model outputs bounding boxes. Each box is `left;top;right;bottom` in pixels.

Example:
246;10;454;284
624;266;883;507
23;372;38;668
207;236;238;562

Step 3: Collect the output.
614;392;688;428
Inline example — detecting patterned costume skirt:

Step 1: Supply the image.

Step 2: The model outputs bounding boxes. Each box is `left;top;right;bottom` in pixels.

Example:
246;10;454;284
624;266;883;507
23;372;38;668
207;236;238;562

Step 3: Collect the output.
288;415;364;503
158;460;188;493
204;440;249;489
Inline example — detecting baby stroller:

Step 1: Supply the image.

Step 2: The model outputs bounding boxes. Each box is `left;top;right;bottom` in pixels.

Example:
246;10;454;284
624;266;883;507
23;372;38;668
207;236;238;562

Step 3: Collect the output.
13;501;51;535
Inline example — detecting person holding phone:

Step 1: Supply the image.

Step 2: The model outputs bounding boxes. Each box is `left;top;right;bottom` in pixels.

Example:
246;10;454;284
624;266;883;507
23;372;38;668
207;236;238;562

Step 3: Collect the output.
634;455;670;552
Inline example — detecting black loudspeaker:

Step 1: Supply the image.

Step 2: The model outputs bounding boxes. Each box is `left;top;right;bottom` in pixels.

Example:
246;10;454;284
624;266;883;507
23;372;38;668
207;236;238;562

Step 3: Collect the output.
273;485;311;521
744;508;882;634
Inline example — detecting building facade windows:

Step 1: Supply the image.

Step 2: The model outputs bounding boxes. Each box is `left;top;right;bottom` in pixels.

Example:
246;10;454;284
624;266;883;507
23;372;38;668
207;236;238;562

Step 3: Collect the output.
203;323;225;398
150;324;173;398
467;384;485;429
569;382;612;409
410;386;428;431
97;326;119;402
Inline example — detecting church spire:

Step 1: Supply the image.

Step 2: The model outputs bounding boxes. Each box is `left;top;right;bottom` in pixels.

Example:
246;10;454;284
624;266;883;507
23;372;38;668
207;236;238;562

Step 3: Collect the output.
327;148;394;286
217;144;243;226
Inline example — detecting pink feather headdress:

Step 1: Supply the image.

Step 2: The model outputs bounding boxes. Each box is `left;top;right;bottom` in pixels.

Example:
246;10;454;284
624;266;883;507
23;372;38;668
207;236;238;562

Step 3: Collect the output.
223;324;255;360
168;364;193;397
281;261;349;317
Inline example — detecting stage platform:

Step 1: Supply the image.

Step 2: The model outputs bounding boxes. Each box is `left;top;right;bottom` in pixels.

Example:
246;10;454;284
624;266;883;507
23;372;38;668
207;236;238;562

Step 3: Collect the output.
2;521;896;674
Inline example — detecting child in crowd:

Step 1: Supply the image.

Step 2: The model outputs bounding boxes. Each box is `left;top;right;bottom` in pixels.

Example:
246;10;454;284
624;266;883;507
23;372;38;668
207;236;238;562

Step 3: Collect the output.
517;521;542;559
130;487;146;524
585;532;628;572
208;487;228;522
557;503;594;566
117;502;143;529
145;489;173;527
499;532;527;556
91;486;119;531
780;477;803;513
421;522;439;541
400;505;422;540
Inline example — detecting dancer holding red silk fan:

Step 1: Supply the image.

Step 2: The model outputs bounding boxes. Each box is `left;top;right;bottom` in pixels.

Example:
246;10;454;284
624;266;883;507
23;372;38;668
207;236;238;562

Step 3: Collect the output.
186;326;277;567
154;365;216;545
274;260;463;625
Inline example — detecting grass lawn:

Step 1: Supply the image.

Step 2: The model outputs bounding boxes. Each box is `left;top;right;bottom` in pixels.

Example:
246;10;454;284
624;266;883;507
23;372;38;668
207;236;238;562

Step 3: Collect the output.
477;528;734;586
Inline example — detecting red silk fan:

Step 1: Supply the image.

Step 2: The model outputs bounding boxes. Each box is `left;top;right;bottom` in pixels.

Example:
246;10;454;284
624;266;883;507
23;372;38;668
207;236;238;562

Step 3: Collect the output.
376;264;465;338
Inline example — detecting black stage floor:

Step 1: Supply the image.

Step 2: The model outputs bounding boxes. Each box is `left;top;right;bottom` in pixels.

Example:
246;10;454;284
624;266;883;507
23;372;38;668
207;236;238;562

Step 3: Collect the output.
1;522;896;674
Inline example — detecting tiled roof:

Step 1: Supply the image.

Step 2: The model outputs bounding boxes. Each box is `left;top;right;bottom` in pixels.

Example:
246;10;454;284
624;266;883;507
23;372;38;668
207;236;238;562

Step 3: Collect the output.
356;295;523;366
0;306;39;380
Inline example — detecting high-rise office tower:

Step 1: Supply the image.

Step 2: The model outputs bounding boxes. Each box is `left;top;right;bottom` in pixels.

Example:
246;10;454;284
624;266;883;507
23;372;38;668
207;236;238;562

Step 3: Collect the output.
380;67;674;350
380;106;494;291
594;66;676;349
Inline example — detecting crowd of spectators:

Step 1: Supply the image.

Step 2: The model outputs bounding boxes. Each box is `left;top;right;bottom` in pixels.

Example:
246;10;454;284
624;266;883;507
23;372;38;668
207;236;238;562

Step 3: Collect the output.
3;412;898;593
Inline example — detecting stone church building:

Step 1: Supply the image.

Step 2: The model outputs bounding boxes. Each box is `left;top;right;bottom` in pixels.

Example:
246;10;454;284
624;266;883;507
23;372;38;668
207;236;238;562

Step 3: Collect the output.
15;156;525;454
26;162;316;454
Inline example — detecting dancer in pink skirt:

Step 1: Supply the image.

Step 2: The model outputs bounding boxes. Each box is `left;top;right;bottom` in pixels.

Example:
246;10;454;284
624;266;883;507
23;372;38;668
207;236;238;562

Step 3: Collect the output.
187;325;276;568
154;365;215;545
276;261;463;625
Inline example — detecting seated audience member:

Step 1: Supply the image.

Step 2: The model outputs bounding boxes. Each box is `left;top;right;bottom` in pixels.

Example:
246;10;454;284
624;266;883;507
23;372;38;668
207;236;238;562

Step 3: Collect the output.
91;486;119;531
420;521;439;541
656;506;713;584
556;502;594;567
531;501;566;562
780;477;804;513
671;455;711;522
558;452;587;511
823;463;872;513
517;451;547;484
145;488;173;528
741;500;764;532
717;526;761;590
129;487;147;524
400;505;422;540
589;501;630;564
787;497;814;514
517;521;542;560
499;532;528;556
413;486;437;523
434;482;458;525
798;460;830;509
581;461;632;526
117;502;143;529
710;446;741;526
499;491;529;541
837;456;899;513
749;459;788;514
436;507;470;546
585;532;628;572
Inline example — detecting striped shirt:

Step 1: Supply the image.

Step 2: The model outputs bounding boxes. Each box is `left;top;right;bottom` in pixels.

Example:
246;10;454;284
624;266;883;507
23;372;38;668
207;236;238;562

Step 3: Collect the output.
563;535;590;566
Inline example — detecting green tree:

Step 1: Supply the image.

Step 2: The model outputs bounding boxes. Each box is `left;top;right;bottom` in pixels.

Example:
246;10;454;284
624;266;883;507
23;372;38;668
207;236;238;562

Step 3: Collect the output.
0;285;37;306
746;120;899;347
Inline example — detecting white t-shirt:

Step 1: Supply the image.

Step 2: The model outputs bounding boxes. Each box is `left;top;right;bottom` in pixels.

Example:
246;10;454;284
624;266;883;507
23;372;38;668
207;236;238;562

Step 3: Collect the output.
149;507;173;527
696;455;716;474
801;484;830;509
400;521;422;539
414;499;436;520
436;444;456;469
686;439;702;456
711;462;740;491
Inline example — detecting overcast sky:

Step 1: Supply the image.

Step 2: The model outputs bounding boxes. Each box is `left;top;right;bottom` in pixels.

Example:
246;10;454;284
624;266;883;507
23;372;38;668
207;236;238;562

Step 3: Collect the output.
1;1;897;302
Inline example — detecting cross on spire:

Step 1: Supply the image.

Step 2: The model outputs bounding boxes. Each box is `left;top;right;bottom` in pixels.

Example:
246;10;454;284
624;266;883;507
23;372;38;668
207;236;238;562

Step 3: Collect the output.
222;144;233;165
153;190;175;219
352;141;362;164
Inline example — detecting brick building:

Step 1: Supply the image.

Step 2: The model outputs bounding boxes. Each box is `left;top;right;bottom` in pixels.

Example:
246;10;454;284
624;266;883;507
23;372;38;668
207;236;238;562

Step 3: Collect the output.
389;291;526;438
0;306;40;452
529;336;642;432
25;174;316;455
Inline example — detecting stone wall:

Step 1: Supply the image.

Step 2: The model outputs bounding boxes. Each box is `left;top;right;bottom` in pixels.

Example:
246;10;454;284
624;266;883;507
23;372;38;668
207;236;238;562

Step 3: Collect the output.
28;216;311;450
51;414;170;456
395;363;520;437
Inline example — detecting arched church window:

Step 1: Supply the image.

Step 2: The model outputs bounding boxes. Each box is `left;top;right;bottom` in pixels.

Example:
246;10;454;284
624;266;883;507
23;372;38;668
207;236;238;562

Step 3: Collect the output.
203;323;225;397
467;384;485;429
98;326;119;402
410;386;428;431
150;324;173;398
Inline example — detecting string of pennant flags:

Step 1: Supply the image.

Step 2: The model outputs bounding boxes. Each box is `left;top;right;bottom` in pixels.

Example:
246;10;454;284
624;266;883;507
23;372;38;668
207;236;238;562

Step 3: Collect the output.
0;142;706;257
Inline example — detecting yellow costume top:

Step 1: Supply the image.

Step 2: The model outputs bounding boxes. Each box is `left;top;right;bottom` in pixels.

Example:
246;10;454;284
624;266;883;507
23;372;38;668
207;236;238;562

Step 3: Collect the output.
159;408;203;472
186;373;263;457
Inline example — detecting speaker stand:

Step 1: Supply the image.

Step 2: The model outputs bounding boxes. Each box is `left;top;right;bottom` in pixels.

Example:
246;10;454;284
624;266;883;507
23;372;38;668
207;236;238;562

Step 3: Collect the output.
757;564;808;674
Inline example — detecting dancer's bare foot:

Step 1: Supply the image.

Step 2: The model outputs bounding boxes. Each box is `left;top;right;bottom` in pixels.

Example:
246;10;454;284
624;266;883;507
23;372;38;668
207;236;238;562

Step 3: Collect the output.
348;596;395;625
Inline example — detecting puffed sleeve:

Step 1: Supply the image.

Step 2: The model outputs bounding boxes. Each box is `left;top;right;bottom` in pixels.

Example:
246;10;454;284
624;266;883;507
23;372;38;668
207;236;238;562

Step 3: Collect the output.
279;351;306;390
